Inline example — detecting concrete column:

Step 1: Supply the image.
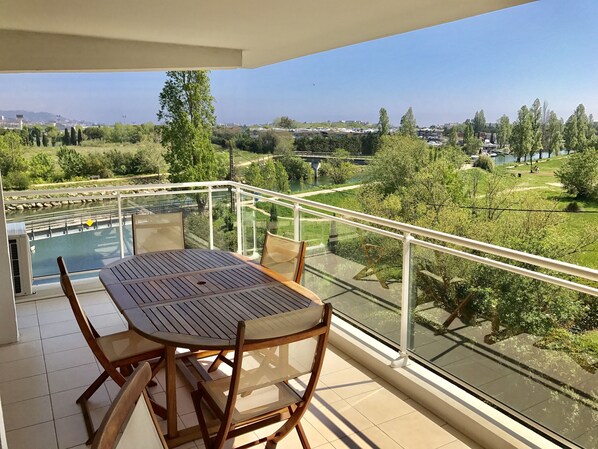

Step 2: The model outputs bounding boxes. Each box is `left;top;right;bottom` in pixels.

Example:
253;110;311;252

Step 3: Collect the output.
0;174;18;344
311;160;321;179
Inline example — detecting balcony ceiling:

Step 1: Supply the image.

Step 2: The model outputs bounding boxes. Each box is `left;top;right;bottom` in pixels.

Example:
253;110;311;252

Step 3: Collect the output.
0;0;532;72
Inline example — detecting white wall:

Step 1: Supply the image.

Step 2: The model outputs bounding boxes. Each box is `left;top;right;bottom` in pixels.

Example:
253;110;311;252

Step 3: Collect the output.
0;174;18;345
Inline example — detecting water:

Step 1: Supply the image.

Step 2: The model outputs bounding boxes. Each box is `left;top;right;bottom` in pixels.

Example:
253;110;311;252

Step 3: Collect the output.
492;149;570;166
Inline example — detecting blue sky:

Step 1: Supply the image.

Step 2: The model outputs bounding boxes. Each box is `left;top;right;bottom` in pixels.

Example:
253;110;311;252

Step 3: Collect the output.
1;0;596;126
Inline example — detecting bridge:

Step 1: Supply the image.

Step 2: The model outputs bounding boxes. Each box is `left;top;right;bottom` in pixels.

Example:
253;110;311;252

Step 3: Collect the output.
291;152;372;178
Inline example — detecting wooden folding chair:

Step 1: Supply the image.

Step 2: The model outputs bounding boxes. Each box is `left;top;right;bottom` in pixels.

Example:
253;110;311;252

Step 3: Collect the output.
208;231;307;373
192;304;332;449
57;256;166;444
132;212;185;255
91;362;167;449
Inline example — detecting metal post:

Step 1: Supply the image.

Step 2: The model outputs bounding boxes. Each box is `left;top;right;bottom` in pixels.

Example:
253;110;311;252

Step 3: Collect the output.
252;210;257;256
235;186;242;254
293;203;300;241
208;186;214;250
392;232;412;367
117;193;125;258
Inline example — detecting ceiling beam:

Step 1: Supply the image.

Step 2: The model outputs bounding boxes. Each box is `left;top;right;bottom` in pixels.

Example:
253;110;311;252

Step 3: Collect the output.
0;30;243;72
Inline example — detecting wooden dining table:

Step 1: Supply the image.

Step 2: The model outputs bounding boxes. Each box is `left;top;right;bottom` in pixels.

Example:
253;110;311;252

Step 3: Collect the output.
99;248;322;447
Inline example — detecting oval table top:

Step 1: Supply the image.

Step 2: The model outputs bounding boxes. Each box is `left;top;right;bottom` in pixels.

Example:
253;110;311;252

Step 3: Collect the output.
99;249;322;350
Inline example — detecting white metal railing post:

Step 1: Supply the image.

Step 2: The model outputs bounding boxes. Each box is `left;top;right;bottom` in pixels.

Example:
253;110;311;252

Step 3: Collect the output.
293;203;300;241
235;186;242;254
208;186;214;250
117;193;125;258
392;232;413;367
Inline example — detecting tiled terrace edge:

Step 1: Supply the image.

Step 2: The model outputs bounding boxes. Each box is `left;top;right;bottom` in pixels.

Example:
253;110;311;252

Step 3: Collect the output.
328;316;561;449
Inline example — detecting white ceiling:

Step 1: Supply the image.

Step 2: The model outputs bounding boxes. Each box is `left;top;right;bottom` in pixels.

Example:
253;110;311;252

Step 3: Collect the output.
0;0;532;72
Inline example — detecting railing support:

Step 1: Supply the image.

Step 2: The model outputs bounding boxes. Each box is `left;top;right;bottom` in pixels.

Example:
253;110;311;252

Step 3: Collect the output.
293;203;300;241
392;232;413;368
235;186;242;254
208;186;214;250
117;193;125;258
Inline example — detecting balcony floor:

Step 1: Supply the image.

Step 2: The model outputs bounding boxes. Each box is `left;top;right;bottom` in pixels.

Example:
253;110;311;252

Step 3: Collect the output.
0;289;483;449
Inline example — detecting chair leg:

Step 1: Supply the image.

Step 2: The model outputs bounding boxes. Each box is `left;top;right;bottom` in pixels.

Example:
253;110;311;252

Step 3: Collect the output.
295;422;311;449
208;350;230;373
76;371;109;444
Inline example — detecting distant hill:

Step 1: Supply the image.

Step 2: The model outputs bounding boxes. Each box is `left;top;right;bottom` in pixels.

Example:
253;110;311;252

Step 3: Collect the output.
0;110;61;122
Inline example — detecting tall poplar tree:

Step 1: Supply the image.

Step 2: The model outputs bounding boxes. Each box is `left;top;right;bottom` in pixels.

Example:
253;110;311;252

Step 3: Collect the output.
510;106;532;163
472;110;486;138
545;111;564;158
529;98;542;165
398;107;417;137
496;115;511;149
158;71;217;185
377;107;390;136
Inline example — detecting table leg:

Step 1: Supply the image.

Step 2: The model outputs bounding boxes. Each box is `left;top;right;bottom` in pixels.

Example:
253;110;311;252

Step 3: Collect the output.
166;346;178;439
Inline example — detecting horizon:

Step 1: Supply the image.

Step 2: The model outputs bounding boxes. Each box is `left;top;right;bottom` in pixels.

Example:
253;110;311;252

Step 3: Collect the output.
1;0;597;127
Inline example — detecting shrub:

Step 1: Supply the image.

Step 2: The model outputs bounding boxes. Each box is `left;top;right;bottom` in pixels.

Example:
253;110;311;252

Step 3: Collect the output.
3;171;31;190
556;150;598;199
473;154;494;172
564;201;581;212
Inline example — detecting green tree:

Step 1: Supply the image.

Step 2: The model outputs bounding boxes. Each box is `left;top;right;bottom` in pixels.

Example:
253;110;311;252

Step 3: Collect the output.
158;71;219;192
447;127;458;147
472;154;494;172
510;105;532;163
398;107;417;137
529;98;542;164
544;111;564;158
564;104;590;153
276;116;296;129
278;149;313;183
377;107;390;136
496;115;511;149
57;147;85;179
321;149;356;184
29;153;55;181
556;151;598;200
63;128;69;145
0;132;27;176
42;133;49;147
243;160;289;192
472;110;486;138
77;128;83;145
70;127;77;146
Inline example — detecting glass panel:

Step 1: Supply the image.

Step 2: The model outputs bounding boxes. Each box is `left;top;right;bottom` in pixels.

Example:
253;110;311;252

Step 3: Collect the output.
299;210;403;344
409;244;598;447
6;199;122;278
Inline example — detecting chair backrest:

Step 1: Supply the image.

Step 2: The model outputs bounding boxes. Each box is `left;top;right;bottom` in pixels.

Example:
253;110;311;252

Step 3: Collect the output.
91;363;167;449
132;212;185;255
57;256;101;347
260;231;306;283
223;304;332;425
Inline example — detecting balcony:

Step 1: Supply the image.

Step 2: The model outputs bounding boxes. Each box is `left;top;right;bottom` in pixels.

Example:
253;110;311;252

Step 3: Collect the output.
1;181;596;449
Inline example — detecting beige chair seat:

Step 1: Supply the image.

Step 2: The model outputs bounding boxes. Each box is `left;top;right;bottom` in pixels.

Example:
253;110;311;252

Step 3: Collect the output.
97;330;164;363
203;376;301;423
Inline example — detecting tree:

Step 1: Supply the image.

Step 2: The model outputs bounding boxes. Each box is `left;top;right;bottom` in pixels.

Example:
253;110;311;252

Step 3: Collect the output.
29;152;55;182
472;110;486;138
398;107;417;137
276;116;295;129
544;111;564;158
77;129;83;145
447;127;458;146
63;128;69;145
321;149;356;184
0;132;27;176
42;133;49;147
243;160;289;192
510;106;532;163
57;147;85;179
473;154;494;172
529;98;542;165
70;127;77;145
556;151;598;200
462;120;480;155
158;71;219;192
541;100;549;151
496;115;511;149
377;107;390;136
564;104;590;153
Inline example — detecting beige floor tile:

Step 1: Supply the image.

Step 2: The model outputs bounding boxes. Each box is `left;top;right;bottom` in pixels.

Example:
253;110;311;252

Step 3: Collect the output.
16;301;37;317
320;350;356;376
38;308;75;326
255;420;329;448
79;291;113;306
345;381;414;425
90;404;111;429
0;355;46;382
48;362;101;394
438;426;483;449
180;411;199;429
378;411;456;449
42;332;87;354
84;302;118;317
0;373;49;404
153;386;196;415
3;395;53;431
17;313;39;329
35;297;70;314
90;313;126;330
6;421;58;449
40;319;80;339
45;346;96;372
331;426;405;449
305;398;374;442
51;384;111;419
55;412;90;449
319;366;380;400
18;325;41;342
0;339;42;363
